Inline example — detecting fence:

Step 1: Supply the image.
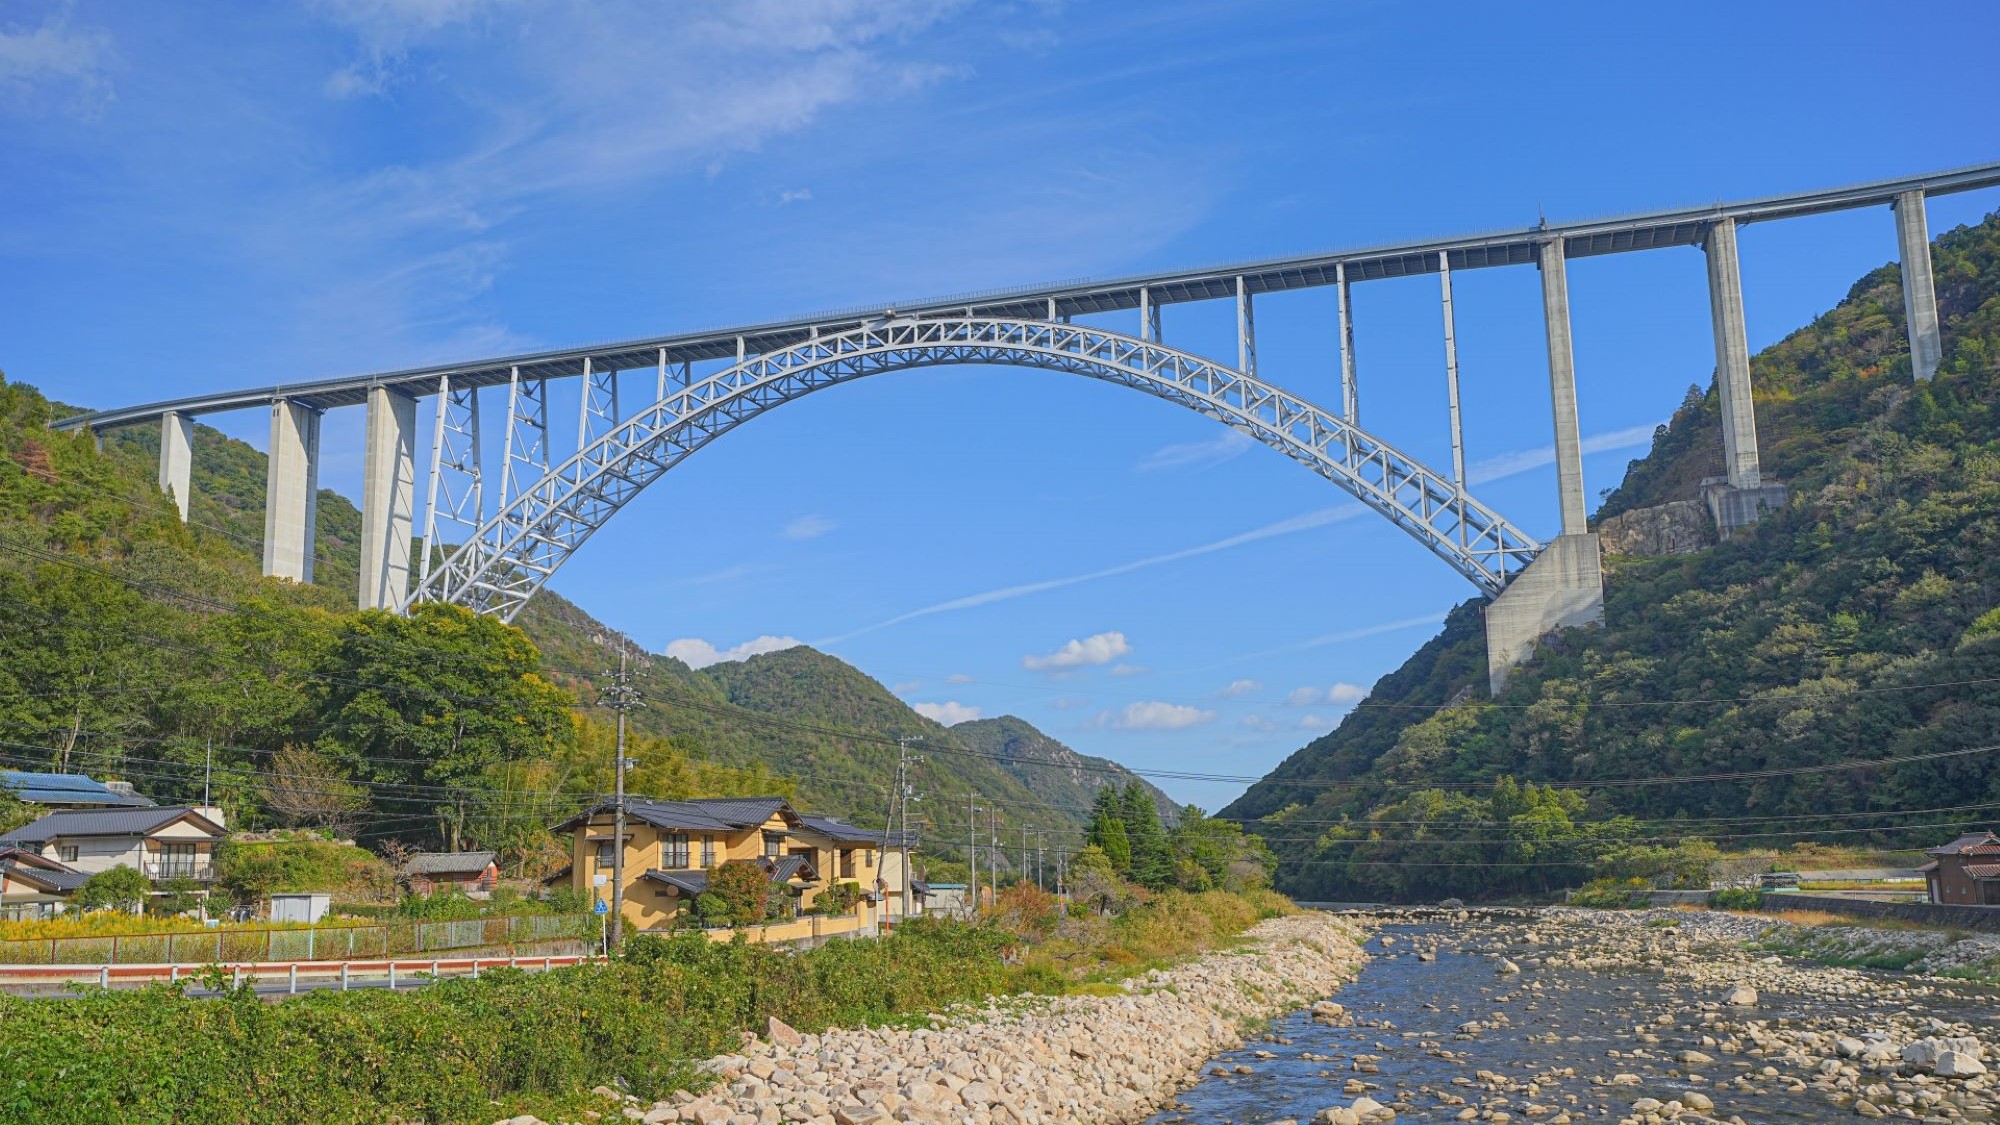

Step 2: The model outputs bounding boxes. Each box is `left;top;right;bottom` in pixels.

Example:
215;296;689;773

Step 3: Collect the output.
0;913;596;967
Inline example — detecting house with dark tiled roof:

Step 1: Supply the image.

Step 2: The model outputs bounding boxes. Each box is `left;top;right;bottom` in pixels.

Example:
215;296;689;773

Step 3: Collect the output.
0;771;155;810
0;807;226;887
1920;831;2000;905
553;797;918;940
401;851;499;897
0;846;91;920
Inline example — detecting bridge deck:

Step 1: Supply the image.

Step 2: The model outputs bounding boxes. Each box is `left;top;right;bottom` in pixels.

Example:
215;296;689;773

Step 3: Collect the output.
54;160;2000;432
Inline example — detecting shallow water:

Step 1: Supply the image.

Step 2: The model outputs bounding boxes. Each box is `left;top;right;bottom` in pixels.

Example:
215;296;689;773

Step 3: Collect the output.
1147;919;1993;1124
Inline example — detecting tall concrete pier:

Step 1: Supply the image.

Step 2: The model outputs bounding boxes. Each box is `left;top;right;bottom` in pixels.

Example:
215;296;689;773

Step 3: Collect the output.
157;411;193;522
262;400;320;583
1895;190;1943;381
360;386;417;611
1483;238;1606;693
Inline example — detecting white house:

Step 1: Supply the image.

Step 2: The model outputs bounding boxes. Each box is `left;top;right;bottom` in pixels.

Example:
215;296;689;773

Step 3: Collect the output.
0;807;227;884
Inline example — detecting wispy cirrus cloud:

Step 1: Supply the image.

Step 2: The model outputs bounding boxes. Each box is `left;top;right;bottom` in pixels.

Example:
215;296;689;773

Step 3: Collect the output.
0;8;116;117
815;423;1656;645
1135;428;1254;472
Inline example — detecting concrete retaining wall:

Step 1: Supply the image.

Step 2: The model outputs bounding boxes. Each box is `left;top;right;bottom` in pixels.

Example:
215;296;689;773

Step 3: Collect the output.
1755;893;2000;933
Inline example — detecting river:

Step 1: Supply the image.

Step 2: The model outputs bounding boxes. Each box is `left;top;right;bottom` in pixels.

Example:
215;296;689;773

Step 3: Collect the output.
1148;914;2000;1124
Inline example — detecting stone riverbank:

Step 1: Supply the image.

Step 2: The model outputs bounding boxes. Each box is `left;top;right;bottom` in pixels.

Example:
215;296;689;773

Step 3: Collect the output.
496;912;1369;1125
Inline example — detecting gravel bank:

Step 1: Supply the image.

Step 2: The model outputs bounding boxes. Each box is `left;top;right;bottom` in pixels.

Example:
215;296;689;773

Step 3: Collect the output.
507;913;1368;1125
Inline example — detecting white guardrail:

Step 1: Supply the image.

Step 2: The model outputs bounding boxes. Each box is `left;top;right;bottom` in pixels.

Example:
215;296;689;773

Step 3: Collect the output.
0;952;599;994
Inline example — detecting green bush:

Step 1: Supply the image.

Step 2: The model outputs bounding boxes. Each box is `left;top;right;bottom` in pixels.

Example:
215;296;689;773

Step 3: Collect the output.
72;866;151;914
1710;887;1765;911
1568;878;1649;909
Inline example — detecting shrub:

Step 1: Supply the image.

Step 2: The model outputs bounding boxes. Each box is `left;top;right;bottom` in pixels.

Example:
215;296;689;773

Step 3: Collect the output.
73;866;151;914
1568;878;1649;909
1710;887;1765;911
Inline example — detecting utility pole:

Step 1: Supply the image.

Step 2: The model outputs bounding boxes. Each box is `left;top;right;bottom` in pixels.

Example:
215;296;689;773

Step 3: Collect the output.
1057;847;1067;899
1036;829;1045;891
203;737;213;807
1020;823;1030;890
881;737;921;925
967;791;979;917
988;805;1001;892
597;649;644;952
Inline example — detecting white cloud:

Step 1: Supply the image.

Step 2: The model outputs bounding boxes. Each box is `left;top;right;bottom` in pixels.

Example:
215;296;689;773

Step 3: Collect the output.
1051;697;1090;710
0;10;114;116
1466;424;1659;486
1109;663;1147;677
1239;714;1277;732
783;513;837;540
913;700;981;725
664;634;804;669
1215;679;1261;699
1136;428;1254;472
817;424;1660;646
777;187;813;205
1023;631;1131;672
1285;682;1369;708
1298;714;1331;729
1104;701;1216;731
945;673;975;684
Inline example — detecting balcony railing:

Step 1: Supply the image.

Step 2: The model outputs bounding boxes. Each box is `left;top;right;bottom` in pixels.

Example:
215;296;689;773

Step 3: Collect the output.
143;860;214;882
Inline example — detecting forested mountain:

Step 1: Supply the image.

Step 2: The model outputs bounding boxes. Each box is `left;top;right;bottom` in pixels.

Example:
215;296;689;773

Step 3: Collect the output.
952;715;1179;825
0;378;1124;873
1224;210;2000;902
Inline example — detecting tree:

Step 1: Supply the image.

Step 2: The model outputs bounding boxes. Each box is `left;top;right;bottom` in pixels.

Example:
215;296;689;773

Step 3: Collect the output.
707;861;774;925
1120;782;1173;891
1085;788;1131;874
311;603;576;849
261;744;367;835
1065;845;1126;915
1170;805;1276;892
73;865;151;913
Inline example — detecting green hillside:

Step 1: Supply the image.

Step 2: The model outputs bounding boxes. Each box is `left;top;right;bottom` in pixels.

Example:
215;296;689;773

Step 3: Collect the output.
0;378;1118;873
1223;210;2000;902
952;715;1180;825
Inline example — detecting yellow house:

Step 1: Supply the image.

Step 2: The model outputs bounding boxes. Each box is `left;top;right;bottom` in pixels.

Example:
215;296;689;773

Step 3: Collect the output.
554;797;918;942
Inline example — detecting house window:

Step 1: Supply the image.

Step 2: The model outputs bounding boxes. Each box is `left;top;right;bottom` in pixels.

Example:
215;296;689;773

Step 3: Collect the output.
764;833;782;859
159;842;198;880
839;850;855;879
663;834;690;868
594;840;615;867
702;836;715;867
58;845;79;863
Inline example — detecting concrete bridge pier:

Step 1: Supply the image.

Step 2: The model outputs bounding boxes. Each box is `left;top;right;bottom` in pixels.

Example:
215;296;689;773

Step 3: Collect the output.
157;411;193;522
262;399;320;583
360;386;417;611
1894;190;1943;382
1484;237;1604;693
1700;217;1788;539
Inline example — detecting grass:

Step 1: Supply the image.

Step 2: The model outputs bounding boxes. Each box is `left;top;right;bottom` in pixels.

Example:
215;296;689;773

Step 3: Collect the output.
0;887;1297;1125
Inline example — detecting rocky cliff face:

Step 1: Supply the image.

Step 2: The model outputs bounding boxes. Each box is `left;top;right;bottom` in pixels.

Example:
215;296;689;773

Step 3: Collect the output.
1595;499;1714;557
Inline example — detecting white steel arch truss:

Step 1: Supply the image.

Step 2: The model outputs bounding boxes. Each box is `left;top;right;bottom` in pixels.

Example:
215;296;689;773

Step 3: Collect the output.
413;317;1542;621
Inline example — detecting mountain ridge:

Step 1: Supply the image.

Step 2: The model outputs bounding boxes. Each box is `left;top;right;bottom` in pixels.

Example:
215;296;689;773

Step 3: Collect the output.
1223;208;2000;900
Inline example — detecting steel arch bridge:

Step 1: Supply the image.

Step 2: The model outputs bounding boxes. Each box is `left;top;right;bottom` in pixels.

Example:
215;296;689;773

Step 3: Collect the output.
56;162;1996;688
415;316;1541;621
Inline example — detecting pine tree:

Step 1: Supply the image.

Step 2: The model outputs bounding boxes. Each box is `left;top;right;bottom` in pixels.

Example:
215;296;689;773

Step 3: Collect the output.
1121;781;1173;890
1086;787;1131;874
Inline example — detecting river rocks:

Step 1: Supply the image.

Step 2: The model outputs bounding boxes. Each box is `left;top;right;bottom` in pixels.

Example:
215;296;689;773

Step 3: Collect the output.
1939;1051;1990;1079
1724;984;1757;1006
1497;959;1521;975
548;913;1367;1125
765;1016;803;1048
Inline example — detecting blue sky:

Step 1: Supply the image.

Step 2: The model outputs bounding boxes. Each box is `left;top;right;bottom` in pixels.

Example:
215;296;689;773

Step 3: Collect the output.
5;1;1999;812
